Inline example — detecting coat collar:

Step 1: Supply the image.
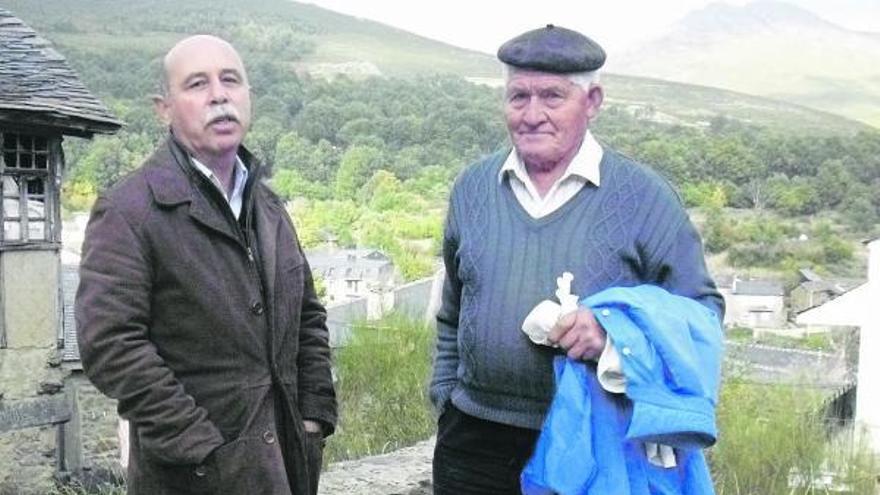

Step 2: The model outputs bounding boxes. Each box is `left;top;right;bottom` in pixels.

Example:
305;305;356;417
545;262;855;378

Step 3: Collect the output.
141;135;289;353
143;135;268;244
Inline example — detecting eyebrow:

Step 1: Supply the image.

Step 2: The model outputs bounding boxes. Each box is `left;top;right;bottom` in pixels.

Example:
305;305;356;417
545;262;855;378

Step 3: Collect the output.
220;68;244;80
506;82;570;94
180;68;244;87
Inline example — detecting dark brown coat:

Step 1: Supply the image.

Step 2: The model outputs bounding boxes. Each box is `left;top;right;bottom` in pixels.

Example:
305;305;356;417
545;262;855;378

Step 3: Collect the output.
76;136;337;495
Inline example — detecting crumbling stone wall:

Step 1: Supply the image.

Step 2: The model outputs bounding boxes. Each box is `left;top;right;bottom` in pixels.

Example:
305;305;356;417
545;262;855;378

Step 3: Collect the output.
0;250;66;494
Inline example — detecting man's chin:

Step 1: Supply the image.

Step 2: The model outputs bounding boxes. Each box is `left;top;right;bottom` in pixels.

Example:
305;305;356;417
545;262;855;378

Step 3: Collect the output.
516;148;560;170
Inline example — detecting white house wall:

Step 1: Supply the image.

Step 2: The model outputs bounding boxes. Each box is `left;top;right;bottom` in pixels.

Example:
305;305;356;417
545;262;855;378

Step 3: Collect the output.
796;240;880;453
720;290;786;328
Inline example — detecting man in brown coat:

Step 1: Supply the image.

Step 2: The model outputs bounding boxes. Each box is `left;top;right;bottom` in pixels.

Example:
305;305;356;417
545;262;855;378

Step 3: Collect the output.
75;35;337;495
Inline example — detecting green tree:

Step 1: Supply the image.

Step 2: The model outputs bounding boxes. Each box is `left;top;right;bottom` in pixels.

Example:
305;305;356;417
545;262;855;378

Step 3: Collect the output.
335;145;386;199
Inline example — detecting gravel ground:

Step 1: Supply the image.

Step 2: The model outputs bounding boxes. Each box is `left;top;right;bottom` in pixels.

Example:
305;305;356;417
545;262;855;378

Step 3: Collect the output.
318;437;435;495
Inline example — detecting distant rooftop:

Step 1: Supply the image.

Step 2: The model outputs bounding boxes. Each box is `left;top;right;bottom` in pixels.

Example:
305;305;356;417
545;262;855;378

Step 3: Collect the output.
798;268;822;282
306;248;395;283
733;279;784;296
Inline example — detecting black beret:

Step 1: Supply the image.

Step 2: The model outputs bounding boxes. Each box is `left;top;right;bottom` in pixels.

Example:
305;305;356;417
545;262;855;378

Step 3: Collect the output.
497;24;606;73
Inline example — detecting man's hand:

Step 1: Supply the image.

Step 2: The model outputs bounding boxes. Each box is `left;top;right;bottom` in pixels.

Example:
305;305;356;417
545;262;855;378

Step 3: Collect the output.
303;420;322;434
547;307;607;361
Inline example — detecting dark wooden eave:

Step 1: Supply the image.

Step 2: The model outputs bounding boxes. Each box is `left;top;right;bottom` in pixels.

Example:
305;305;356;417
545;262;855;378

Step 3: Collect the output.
0;8;122;138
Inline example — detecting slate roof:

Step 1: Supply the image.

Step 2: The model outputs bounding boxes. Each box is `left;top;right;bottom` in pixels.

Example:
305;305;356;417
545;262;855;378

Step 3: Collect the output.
732;279;785;296
798;268;823;283
0;9;121;137
306;248;396;285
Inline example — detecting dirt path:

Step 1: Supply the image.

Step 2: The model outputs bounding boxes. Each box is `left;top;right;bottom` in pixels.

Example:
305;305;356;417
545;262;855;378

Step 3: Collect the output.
318;437;435;495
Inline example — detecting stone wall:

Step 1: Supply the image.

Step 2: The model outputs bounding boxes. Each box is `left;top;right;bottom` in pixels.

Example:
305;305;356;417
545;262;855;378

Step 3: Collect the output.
0;249;65;494
67;374;124;486
391;277;437;322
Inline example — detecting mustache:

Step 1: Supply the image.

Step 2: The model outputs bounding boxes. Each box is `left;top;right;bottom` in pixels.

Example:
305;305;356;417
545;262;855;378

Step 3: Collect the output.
205;104;241;126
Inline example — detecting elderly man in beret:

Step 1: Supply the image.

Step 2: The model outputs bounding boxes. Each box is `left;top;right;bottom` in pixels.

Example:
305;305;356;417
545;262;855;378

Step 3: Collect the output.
429;25;723;494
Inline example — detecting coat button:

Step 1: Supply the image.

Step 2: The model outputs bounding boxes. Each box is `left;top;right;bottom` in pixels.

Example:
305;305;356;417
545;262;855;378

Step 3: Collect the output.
251;301;265;315
601;309;611;317
622;346;632;356
262;430;276;444
194;465;208;477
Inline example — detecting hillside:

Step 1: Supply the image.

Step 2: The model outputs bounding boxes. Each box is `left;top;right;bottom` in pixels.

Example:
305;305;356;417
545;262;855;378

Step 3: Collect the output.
611;0;880;128
4;0;871;137
601;73;870;137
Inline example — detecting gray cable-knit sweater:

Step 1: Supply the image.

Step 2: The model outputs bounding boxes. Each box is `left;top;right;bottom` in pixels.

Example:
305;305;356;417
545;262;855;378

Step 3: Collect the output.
429;147;724;430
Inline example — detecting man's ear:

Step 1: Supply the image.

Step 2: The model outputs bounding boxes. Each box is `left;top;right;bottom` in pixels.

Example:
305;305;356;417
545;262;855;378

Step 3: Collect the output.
584;84;604;120
152;94;172;126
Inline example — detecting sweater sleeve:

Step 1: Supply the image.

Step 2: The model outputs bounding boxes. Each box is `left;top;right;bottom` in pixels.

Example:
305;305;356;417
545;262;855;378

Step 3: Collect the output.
636;175;725;322
429;184;463;413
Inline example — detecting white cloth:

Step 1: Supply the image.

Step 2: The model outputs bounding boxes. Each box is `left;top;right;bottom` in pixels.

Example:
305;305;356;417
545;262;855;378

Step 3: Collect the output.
191;156;249;219
498;130;603;218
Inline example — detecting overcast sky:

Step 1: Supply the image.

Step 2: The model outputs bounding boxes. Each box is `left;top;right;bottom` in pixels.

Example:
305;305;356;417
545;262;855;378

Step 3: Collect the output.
303;0;880;54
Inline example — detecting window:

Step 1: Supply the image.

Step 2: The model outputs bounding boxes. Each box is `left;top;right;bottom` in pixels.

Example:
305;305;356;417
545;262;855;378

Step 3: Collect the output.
1;132;57;245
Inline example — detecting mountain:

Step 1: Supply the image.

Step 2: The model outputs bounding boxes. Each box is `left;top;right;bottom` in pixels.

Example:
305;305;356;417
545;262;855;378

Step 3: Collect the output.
610;0;880;127
2;0;872;136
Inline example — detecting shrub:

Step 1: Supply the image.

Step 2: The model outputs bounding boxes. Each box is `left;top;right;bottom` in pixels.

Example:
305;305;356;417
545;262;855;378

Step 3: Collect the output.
711;378;878;494
324;313;435;463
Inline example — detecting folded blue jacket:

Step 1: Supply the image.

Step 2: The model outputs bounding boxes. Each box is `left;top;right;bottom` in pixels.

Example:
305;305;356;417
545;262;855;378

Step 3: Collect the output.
521;285;723;495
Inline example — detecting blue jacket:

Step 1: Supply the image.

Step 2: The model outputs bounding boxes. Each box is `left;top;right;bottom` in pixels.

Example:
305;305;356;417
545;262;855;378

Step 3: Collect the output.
521;285;723;495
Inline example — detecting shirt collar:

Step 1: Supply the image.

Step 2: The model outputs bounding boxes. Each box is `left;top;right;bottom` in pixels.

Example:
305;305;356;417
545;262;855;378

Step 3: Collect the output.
498;129;603;187
191;156;249;200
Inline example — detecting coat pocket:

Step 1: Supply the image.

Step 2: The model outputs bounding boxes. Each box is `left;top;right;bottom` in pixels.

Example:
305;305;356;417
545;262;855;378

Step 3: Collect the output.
209;434;292;495
138;456;217;494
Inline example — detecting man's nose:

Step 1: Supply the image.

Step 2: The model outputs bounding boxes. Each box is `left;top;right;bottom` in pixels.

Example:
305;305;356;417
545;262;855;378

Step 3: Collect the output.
208;79;229;104
522;99;546;126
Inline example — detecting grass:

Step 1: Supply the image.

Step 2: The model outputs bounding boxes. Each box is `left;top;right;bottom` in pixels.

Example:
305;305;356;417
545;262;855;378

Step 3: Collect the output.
712;378;878;494
50;485;124;495
727;325;846;353
324;312;435;463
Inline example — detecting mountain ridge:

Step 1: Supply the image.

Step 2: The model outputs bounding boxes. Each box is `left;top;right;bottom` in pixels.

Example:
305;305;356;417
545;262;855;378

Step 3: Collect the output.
610;0;880;127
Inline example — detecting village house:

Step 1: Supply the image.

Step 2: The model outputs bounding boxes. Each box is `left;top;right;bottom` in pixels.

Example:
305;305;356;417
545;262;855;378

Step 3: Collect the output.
0;8;121;493
717;275;786;328
796;238;880;460
788;267;860;316
306;247;401;316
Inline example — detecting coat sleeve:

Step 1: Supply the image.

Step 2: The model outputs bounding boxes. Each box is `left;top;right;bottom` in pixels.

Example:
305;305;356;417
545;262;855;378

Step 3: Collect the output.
76;196;224;465
296;254;338;435
429;189;462;413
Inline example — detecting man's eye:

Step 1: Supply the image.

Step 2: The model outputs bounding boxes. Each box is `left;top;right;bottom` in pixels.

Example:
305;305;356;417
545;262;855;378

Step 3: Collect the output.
187;79;207;89
222;76;241;85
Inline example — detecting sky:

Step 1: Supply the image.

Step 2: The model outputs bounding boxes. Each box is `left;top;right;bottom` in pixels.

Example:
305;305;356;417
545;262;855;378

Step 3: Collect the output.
303;0;880;55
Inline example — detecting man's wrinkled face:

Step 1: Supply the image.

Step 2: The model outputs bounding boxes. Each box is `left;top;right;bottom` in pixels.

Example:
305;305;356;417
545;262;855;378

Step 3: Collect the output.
155;36;252;162
504;71;600;171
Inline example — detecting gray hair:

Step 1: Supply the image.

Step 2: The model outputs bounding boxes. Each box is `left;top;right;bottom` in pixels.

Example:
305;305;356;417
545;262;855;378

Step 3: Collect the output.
502;64;600;91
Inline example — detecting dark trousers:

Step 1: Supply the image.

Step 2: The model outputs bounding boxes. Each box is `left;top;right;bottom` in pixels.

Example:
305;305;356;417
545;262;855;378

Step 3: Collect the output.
432;405;540;495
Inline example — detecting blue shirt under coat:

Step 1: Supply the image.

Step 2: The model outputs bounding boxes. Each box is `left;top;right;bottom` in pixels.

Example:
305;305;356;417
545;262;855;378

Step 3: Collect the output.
521;284;723;495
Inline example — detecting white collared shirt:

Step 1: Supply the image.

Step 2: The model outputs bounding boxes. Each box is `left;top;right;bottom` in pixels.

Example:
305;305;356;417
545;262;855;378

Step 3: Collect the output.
191;157;249;219
498;130;603;218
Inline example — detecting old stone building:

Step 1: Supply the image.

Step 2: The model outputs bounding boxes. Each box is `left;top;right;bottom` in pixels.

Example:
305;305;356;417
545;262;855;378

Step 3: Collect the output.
0;8;120;493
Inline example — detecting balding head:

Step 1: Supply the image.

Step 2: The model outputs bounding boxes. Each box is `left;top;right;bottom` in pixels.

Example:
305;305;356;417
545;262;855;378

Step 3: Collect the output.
154;35;252;167
160;35;246;94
